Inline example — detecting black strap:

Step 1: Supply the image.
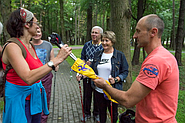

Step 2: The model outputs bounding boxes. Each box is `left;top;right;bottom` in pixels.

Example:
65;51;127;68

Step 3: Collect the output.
1;42;11;113
1;42;12;73
2;42;10;55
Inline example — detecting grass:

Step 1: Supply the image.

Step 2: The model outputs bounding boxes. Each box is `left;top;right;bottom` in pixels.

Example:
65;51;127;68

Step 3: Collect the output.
0;98;3;113
66;46;185;123
67;48;82;65
176;53;185;123
176;90;185;123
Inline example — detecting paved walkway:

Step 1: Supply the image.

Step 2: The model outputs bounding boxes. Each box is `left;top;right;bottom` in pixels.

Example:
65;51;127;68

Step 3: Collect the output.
47;60;96;123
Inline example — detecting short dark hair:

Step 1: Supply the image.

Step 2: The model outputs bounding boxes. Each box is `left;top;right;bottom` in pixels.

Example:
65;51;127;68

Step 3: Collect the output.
6;8;33;38
145;14;164;38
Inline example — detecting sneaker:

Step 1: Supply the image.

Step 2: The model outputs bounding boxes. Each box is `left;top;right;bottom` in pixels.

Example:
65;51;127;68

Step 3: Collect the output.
94;115;100;123
81;114;91;122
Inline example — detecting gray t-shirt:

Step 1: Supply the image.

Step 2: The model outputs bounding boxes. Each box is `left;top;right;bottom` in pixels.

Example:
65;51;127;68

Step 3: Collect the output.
34;40;53;65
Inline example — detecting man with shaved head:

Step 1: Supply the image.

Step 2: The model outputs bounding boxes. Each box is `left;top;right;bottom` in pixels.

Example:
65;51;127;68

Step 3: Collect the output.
93;14;179;123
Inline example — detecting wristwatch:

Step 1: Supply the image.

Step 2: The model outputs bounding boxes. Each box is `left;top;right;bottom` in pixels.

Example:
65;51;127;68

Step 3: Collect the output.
47;61;55;70
114;78;119;83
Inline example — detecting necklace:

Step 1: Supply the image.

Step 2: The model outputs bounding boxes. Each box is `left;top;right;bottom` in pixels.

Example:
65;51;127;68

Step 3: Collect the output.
28;44;32;49
25;43;32;49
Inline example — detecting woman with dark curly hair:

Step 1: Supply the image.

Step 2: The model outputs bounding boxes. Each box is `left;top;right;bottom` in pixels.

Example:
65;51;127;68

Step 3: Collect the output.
2;8;72;123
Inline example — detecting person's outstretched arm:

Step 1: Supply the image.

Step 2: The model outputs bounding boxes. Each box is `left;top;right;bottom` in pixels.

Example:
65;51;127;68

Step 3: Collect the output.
93;77;151;108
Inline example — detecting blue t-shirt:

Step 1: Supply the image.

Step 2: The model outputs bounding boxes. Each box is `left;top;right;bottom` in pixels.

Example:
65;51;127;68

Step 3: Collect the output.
34;40;53;65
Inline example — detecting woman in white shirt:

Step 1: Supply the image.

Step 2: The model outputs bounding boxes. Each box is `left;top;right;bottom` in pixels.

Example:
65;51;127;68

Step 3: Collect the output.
91;31;129;123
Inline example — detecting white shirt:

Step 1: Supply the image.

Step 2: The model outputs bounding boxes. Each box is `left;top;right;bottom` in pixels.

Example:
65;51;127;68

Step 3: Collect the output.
95;52;113;93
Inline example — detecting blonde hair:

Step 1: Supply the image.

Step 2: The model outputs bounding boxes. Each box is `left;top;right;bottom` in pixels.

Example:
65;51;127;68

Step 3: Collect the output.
101;31;116;44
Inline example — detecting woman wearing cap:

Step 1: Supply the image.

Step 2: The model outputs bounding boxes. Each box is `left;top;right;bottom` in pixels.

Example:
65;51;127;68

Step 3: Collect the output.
2;8;72;123
91;31;129;123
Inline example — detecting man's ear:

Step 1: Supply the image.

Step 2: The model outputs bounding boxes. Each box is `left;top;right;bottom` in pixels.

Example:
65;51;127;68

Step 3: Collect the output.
24;23;30;29
150;28;158;37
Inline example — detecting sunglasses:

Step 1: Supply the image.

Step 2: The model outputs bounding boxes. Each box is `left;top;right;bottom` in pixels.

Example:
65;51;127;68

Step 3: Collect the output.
29;21;40;26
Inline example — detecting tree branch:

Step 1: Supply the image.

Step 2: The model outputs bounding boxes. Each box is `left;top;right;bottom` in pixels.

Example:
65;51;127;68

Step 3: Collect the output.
128;8;137;20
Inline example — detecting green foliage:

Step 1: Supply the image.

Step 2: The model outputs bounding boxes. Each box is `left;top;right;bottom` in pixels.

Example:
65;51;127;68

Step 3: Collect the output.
130;0;181;45
63;0;75;31
179;56;185;90
8;0;182;46
176;90;185;123
80;0;91;11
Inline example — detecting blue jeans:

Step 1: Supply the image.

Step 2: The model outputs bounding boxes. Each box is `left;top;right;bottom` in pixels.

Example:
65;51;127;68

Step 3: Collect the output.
25;100;41;123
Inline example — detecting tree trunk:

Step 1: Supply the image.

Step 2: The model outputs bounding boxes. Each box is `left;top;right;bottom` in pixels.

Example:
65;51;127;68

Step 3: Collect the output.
94;4;97;26
20;0;22;7
175;0;185;66
102;10;105;30
172;0;176;50
110;0;132;90
132;0;144;65
75;6;77;45
142;48;146;61
27;0;32;10
42;0;47;39
99;14;102;27
59;0;67;43
170;28;173;48
78;8;80;45
47;0;50;35
57;9;60;37
0;0;11;44
183;23;185;48
66;30;69;44
55;10;57;32
86;3;92;42
132;42;140;65
106;16;110;31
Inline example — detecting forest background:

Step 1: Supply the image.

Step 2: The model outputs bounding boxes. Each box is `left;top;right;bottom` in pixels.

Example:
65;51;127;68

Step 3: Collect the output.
0;0;185;122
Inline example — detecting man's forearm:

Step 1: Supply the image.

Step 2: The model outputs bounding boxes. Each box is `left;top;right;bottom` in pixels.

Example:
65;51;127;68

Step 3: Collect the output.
103;84;130;107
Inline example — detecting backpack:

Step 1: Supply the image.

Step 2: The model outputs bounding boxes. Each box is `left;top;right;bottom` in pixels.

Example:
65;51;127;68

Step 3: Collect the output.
119;109;135;123
0;38;35;97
